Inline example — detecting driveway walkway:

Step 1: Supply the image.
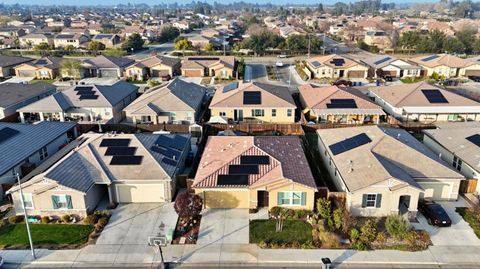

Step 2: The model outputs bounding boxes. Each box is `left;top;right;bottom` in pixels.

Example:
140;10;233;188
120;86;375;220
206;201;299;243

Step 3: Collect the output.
197;209;249;245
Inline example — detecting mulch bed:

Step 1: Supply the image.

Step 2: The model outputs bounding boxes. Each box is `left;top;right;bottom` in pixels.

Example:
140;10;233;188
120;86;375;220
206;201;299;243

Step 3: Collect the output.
172;215;202;244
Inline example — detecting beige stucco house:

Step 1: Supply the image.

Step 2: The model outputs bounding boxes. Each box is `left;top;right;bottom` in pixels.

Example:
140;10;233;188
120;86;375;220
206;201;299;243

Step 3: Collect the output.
409;54;480;78
305;54;369;79
317;126;464;218
53;33;90;49
125;56;181;81
14;56;62;79
181;56;236;79
19;33;54;48
192;136;317;210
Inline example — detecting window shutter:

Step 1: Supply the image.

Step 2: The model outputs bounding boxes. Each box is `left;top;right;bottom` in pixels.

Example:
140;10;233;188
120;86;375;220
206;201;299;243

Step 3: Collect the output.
277;192;284;205
361;194;367;208
52;195;59;209
301;192;306;206
375;194;382;208
66;195;73;209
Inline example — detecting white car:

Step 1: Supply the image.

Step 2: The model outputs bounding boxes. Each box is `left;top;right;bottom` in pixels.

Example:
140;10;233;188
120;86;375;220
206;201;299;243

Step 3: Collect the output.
277;54;287;58
275;61;284;67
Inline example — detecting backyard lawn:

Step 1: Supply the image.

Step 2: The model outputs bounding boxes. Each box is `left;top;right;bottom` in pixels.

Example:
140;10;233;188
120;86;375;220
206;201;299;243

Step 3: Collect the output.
29;79;56;84
0;224;93;248
250;219;312;245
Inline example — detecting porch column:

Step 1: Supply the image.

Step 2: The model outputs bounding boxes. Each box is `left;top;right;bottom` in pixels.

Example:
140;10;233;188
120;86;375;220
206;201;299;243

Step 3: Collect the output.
107;185;114;205
39;112;45;121
20;112;25;124
59;112;65;122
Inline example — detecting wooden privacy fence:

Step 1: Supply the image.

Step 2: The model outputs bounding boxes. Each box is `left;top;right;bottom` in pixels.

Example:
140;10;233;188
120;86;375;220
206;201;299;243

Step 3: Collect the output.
76;123;191;134
206;123;304;135
460;179;478;194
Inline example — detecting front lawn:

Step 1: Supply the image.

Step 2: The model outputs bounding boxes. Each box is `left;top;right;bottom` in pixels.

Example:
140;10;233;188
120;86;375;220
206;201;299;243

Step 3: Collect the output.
456;207;480;239
0;224;93;249
250;219;312;246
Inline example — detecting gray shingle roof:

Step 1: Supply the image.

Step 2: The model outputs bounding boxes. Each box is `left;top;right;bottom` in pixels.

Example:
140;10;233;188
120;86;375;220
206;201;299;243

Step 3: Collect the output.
45;153;96;193
83;55;134;68
167;78;206;110
0;82;56;109
0;55;33;68
0;121;76;176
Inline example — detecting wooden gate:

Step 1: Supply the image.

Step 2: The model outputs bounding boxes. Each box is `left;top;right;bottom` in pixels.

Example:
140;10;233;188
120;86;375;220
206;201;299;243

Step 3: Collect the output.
460;179;478;194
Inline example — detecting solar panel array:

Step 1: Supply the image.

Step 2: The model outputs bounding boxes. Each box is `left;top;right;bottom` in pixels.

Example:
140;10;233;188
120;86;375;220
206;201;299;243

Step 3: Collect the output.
35;59;48;65
329;133;372;156
217;155;270;185
326;99;358;109
421;55;440;62
0;127;20;144
243;91;261;105
373;57;391;66
311;61;321;67
223;82;238;93
57;34;74;38
99;138;144;165
189;57;219;61
74;86;98;100
330;58;345;66
421;89;449;104
149;135;189;167
466;134;480;147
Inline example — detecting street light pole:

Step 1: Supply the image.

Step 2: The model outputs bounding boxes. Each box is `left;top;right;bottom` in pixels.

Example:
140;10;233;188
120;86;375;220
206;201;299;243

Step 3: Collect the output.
16;173;36;259
308;34;311;58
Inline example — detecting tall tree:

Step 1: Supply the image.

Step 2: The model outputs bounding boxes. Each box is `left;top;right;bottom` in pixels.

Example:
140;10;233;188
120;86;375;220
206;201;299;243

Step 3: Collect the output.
121;33;145;52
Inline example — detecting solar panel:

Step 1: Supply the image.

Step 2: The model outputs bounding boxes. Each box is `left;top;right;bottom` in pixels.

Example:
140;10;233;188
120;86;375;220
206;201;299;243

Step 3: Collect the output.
229;165;259;175
223;82;239;93
105;147;137;156
217;174;249;185
421;89;448;104
188;57;219;61
35;59;48;65
74;86;93;92
421;55;440;62
100;139;131;147
373;57;391;66
154;135;173;147
76;90;95;95
329;133;372;156
326;99;358;109
0;127;20;144
79;94;99;100
243;91;261;105
164;147;182;160
466;134;480;147
162;157;178;166
330;58;345;66
171;135;189;150
241;155;270;165
151;145;167;155
110;156;143;165
311;61;321;67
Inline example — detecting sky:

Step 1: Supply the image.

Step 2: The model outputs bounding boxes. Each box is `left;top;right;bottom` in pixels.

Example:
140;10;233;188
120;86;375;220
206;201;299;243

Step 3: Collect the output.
2;0;439;7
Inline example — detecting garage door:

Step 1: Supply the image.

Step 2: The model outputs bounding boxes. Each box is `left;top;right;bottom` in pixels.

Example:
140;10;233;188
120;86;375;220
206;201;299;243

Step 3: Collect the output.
184;69;202;77
99;69;118;78
116;184;165;203
382;70;397;77
348;70;365;78
420;183;451;200
152;69;170;77
18;70;36;77
465;70;480;76
203;191;249;208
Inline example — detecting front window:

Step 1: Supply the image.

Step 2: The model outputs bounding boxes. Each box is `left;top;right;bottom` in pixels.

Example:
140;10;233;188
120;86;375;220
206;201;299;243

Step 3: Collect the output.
170;112;177;121
453;156;462;171
366;194;377;208
278;191;305;206
38;146;48;161
287;109;292;117
219;112;226;117
23;193;33;209
52;194;73;209
252;109;265;117
272;109;276;117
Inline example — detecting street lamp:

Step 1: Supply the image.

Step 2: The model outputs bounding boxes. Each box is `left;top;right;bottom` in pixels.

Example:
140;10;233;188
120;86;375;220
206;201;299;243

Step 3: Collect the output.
15;173;36;259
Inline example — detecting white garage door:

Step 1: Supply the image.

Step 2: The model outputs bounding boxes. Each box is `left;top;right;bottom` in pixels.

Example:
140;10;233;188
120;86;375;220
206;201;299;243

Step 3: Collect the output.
116;184;165;203
99;69;118;78
420;182;452;200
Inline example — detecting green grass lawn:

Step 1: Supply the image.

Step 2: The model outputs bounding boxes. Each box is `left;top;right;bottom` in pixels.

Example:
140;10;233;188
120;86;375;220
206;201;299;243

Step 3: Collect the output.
0;224;93;248
29;79;56;84
250;219;312;245
456;207;480;239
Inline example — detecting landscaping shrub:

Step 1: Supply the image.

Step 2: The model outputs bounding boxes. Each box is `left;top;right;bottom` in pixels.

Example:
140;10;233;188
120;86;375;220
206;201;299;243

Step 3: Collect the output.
359;219;377;243
349;228;360;243
375;231;387;246
8;215;24;224
385;215;410;240
333;207;344;231
83;214;98;226
316;198;334;230
174;192;203;218
270;207;312;220
41;216;50;224
61;214;71;223
312;218;341;248
97;217;108;228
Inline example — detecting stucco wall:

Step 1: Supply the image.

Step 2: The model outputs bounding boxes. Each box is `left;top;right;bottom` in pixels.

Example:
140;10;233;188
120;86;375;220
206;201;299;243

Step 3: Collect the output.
210;107;295;123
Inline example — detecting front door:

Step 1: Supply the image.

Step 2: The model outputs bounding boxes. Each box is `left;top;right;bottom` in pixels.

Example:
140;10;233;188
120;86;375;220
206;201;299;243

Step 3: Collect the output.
339;70;345;77
234;109;243;122
257;191;269;207
399;195;411;215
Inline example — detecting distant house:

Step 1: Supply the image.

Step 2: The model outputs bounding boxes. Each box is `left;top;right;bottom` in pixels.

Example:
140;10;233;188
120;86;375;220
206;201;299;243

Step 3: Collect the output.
81;55;134;79
53;33;90;49
19;33;55;48
7;133;191;216
192;136;317;210
0;55;33;78
361;55;421;79
125;56;181;81
181;56;236;79
0;121;77;196
209;82;296;123
299;84;385;124
305;54;369;79
317;126;464;218
124;78;206;124
0;82;56;121
92;34;121;48
0;27;26;38
14;56;62;79
18;81;138;124
368;82;480;123
409;54;479;78
364;31;392;51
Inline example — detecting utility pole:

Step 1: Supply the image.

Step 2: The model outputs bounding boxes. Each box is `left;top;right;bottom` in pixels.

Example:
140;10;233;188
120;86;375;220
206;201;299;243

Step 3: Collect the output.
308;34;311;58
17;173;36;259
322;32;326;55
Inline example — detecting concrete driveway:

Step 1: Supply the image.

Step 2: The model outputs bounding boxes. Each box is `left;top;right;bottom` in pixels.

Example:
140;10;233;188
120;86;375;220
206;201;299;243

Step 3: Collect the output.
96;203;178;246
197;208;249;245
412;198;480;246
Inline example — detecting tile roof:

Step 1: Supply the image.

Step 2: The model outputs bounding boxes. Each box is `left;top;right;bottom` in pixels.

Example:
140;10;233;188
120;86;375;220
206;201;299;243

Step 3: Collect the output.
182;56;235;70
0;82;56;109
135;55;180;68
83;55;134;69
409;54;473;68
0;55;33;68
307;54;363;69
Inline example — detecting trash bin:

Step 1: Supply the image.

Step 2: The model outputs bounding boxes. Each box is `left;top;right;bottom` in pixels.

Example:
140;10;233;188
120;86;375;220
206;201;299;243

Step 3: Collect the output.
376;79;380;86
358;81;362;86
321;257;332;269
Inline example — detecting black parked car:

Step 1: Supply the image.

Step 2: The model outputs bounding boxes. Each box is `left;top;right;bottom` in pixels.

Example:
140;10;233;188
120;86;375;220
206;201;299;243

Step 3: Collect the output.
418;200;452;227
468;76;480;82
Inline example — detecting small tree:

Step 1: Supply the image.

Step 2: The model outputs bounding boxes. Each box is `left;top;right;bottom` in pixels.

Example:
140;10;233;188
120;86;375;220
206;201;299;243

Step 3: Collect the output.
174;192;203;218
204;43;214;52
316;197;333;230
88;41;106;55
60;59;82;81
359;219;377;243
270;207;288;232
121;33;145;52
63;45;76;53
175;37;193;56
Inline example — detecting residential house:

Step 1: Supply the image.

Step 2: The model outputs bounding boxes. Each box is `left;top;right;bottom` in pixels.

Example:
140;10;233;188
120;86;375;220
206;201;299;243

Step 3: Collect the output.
209;82;296;123
361;55;421;78
305;54;369;79
0;121;77;196
8;133;191;216
408;54;479;78
53;33;90;49
0;82;56;121
368;82;480;123
125;56;181;81
14;56;62;79
181;56;236;79
299;84;385;124
60;28;90;36
423;122;480;193
173;21;190;31
124;78;206;124
18;81;138;124
316;126;464;218
81;55;134;79
329;23;345;35
0;55;33;78
19;33;55;48
363;31;392;51
0;27;26;38
92;34;122;48
192;136;317;210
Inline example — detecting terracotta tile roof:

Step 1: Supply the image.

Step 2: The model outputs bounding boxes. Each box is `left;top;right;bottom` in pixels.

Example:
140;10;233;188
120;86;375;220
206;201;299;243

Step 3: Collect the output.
409;54;473;68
